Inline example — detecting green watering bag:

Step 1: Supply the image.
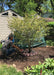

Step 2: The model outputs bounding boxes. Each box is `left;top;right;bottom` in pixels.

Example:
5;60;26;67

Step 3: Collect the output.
0;43;2;49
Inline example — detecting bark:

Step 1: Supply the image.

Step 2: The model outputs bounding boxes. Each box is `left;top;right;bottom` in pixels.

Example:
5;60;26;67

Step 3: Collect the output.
50;0;54;12
28;42;32;53
50;0;54;7
1;3;3;12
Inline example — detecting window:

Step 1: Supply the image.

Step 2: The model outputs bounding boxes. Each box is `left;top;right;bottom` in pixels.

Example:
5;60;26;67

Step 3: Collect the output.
2;12;8;16
12;13;17;16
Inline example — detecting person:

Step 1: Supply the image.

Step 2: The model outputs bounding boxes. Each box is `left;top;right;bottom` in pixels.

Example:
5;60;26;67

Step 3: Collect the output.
2;33;24;56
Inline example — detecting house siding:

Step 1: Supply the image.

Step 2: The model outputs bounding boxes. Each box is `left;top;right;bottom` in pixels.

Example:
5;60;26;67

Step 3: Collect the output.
0;10;23;41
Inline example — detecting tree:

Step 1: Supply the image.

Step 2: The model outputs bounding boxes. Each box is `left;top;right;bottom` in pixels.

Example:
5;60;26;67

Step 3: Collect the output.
8;13;49;53
13;0;37;16
41;0;52;14
13;0;47;16
13;0;52;16
34;0;54;14
40;0;54;17
34;0;44;14
50;0;54;10
0;0;15;12
0;0;5;12
6;0;15;8
50;0;54;17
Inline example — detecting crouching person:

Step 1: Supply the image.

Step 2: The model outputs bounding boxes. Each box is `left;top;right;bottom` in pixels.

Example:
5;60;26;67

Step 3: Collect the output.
2;33;24;57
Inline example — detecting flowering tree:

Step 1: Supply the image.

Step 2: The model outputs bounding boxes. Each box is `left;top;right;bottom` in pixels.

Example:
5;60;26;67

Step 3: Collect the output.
8;14;49;53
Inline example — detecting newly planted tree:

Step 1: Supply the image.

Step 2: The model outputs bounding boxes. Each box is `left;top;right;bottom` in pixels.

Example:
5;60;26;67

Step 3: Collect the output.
8;14;49;53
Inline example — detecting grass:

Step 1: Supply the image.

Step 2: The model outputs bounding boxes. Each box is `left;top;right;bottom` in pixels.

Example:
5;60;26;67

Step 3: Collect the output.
0;65;23;75
48;22;54;26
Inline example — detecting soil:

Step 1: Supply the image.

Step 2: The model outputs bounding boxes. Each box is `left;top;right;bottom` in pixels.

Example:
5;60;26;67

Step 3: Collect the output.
0;46;54;72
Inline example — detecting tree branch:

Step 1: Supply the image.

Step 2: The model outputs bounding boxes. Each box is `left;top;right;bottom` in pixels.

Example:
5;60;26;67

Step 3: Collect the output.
50;0;54;8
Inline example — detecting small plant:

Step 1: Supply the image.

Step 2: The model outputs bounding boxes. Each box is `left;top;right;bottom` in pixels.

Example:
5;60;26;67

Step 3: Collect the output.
44;58;54;69
25;58;54;75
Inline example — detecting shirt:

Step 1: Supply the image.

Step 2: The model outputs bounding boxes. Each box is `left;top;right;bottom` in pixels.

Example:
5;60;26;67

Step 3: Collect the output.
2;39;13;51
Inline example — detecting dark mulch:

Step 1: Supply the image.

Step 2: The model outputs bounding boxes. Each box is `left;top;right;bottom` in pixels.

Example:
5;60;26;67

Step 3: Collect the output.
0;46;54;71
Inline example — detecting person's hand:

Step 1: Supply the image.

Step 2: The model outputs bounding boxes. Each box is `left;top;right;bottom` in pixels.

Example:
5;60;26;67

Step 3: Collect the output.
20;49;24;52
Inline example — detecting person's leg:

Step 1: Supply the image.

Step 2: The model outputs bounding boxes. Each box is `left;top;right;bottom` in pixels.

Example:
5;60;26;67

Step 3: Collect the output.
6;48;16;56
6;48;24;56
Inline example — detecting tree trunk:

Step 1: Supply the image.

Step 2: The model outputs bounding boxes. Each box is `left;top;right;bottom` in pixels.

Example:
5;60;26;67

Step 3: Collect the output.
50;0;54;14
50;0;54;8
1;3;3;12
28;42;32;53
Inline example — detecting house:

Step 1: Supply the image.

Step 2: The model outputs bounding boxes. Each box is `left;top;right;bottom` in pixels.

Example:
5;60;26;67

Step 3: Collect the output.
0;9;23;41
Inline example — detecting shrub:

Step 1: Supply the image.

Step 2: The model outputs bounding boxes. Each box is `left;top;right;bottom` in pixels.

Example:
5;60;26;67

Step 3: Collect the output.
46;22;54;46
8;14;49;52
46;40;54;46
25;58;54;75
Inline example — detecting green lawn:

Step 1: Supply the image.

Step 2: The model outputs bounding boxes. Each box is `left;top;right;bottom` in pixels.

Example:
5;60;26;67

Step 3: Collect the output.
0;65;23;75
48;22;54;26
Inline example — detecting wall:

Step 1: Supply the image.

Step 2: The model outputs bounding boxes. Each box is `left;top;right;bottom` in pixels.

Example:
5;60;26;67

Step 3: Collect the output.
0;10;20;41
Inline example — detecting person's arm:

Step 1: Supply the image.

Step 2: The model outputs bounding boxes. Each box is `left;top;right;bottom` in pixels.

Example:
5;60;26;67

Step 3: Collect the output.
13;45;23;52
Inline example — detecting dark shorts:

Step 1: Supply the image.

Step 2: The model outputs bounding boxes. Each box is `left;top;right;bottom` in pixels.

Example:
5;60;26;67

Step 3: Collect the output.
2;48;16;56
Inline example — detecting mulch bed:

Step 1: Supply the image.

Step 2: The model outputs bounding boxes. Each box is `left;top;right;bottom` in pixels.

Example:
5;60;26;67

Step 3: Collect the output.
0;46;54;71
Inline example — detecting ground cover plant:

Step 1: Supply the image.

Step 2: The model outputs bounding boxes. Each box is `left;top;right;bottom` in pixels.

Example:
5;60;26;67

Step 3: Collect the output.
8;14;49;53
0;65;23;75
25;58;54;75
